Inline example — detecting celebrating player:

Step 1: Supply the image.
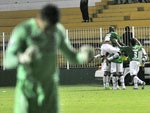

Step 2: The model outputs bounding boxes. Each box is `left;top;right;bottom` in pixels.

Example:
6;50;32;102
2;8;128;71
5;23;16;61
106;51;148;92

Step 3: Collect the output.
94;26;123;89
94;52;111;89
109;53;126;90
120;38;146;89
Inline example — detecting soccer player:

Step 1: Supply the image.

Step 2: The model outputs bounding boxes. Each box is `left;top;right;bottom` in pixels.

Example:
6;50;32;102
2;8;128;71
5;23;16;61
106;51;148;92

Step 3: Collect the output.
102;26;123;89
102;27;126;90
94;52;111;89
120;38;146;89
100;26;121;58
94;26;122;89
137;47;148;81
5;4;94;113
109;53;126;90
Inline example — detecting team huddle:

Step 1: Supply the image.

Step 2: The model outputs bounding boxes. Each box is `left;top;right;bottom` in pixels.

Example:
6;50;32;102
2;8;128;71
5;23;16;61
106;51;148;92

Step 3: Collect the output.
94;26;147;90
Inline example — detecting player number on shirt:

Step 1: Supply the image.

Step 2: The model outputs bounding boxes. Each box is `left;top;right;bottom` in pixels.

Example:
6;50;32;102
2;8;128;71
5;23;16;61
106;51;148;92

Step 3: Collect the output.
133;49;138;59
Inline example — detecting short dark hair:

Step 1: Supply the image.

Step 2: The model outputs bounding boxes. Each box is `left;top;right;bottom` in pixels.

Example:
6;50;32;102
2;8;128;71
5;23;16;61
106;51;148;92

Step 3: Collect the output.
109;26;115;32
40;4;60;25
130;38;136;46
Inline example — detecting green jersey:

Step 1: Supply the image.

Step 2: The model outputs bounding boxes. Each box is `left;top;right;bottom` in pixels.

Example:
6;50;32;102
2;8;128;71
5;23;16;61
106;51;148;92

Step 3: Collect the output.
121;45;142;62
111;54;123;63
104;32;120;46
104;32;122;63
5;18;86;113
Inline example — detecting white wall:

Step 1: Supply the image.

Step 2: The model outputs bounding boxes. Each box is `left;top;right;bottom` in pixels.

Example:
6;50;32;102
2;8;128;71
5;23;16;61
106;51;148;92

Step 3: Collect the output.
0;0;101;11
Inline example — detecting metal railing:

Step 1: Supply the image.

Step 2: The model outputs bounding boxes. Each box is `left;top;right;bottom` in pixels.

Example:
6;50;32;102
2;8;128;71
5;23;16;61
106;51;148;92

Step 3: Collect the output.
1;26;150;69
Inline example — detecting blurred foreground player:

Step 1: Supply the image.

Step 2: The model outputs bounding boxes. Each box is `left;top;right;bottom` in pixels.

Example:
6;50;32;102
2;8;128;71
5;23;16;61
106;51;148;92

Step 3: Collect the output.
5;4;94;113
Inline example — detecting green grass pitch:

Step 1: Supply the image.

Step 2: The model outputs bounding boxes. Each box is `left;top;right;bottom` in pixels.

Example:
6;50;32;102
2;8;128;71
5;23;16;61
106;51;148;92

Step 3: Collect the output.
0;85;150;113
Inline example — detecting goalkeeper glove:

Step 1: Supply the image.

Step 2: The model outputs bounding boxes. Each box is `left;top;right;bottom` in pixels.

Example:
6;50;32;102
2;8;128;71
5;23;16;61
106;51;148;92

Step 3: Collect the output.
80;45;94;63
18;45;39;64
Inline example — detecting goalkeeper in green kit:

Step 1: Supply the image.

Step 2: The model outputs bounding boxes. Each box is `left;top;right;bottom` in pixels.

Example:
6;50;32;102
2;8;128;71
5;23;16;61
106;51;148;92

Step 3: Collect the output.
5;4;93;113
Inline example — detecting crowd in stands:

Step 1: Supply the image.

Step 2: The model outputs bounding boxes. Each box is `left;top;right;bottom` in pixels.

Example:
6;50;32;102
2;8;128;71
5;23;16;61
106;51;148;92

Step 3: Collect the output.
114;0;150;4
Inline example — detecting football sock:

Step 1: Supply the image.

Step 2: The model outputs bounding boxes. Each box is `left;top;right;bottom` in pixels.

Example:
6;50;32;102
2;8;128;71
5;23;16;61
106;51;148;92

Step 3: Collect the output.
103;76;106;88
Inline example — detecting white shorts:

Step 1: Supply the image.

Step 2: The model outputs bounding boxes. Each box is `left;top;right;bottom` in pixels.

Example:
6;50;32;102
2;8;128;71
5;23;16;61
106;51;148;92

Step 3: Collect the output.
101;59;111;72
101;44;120;56
129;61;140;76
111;62;123;73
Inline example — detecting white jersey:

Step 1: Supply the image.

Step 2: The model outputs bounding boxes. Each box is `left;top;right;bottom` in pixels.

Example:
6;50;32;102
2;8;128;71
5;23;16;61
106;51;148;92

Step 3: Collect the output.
104;33;111;42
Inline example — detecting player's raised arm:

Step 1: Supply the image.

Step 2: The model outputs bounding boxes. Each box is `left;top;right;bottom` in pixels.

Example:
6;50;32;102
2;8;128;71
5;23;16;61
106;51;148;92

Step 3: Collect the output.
142;48;148;62
112;38;122;48
135;38;142;46
58;25;94;64
110;31;122;48
94;54;101;58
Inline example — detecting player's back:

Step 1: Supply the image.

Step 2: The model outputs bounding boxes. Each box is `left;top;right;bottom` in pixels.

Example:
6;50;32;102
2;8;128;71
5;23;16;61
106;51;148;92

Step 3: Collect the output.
121;45;142;62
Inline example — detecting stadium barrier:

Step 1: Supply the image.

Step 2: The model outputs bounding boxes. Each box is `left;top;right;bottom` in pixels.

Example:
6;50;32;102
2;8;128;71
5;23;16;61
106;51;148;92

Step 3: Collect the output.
1;26;150;70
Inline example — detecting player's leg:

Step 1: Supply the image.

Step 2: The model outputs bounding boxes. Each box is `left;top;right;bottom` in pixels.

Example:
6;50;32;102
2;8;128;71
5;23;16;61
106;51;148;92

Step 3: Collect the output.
130;61;139;89
106;73;111;89
107;52;120;61
134;62;145;89
101;50;109;89
112;73;118;90
130;61;145;89
14;89;28;113
116;75;120;90
103;71;111;89
103;74;106;88
102;59;111;89
105;61;111;89
133;75;140;89
117;63;126;90
101;45;120;65
106;46;120;62
133;75;145;89
111;62;118;90
101;44;120;55
102;59;107;88
120;75;126;90
14;81;30;113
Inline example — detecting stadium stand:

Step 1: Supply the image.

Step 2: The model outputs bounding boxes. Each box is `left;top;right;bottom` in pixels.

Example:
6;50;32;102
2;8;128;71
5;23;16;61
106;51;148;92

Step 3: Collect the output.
1;0;150;68
1;0;150;30
63;1;150;29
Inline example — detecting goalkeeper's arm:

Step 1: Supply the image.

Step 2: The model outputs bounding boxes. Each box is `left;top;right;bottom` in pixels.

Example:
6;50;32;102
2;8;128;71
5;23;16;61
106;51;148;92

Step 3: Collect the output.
18;45;39;64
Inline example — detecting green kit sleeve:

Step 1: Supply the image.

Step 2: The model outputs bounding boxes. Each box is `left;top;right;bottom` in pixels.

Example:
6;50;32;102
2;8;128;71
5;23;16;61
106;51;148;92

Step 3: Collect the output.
5;27;26;69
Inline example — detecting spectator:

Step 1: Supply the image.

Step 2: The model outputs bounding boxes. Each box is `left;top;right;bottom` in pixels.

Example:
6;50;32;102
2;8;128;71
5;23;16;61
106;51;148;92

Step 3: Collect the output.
122;26;133;46
114;0;124;4
138;0;148;3
80;0;89;22
124;0;140;3
124;0;130;4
